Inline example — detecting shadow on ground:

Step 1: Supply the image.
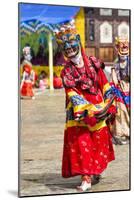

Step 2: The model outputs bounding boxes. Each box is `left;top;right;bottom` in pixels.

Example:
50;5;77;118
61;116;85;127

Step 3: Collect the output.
21;172;101;191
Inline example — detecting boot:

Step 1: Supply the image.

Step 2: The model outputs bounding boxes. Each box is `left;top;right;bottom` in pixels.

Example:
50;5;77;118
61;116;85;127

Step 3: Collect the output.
77;175;91;192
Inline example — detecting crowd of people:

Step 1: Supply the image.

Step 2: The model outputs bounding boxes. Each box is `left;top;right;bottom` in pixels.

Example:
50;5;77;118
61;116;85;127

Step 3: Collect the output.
20;43;65;66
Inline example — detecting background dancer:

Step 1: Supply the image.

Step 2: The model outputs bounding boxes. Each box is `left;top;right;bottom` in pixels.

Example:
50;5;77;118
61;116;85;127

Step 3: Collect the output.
111;36;130;145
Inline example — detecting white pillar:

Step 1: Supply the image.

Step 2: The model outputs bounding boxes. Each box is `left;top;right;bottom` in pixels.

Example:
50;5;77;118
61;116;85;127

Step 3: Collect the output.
48;32;54;90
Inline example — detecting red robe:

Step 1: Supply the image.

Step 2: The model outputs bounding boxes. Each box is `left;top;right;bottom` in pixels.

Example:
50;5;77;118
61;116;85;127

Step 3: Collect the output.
61;55;115;178
20;64;34;97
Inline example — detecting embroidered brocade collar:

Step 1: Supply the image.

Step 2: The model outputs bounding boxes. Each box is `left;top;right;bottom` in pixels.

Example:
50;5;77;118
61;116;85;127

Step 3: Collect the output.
61;56;102;94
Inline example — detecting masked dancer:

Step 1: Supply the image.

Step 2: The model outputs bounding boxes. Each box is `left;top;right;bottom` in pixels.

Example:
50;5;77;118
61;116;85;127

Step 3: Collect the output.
111;36;130;145
55;21;116;192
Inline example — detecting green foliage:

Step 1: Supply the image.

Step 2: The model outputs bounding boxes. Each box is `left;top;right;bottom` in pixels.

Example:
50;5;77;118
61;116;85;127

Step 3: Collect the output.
20;32;60;59
20;32;49;56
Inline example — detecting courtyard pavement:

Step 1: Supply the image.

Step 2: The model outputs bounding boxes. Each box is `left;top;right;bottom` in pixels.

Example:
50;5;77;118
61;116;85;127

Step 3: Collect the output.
19;89;130;197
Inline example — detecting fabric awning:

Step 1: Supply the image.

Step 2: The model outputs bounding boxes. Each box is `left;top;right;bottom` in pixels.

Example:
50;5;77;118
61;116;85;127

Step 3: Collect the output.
19;3;80;28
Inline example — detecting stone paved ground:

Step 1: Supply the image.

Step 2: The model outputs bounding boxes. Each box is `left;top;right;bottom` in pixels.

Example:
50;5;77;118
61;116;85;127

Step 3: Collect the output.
19;89;130;197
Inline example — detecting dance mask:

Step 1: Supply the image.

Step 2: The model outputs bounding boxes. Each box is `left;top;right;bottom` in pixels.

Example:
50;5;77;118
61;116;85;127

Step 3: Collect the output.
115;36;129;57
54;20;81;63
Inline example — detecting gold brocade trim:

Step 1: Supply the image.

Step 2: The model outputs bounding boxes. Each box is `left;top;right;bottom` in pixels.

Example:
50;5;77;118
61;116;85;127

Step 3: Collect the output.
103;83;111;95
68;91;79;97
67;102;73;109
87;120;107;132
65;120;107;132
65;120;86;130
73;104;95;116
67;100;106;113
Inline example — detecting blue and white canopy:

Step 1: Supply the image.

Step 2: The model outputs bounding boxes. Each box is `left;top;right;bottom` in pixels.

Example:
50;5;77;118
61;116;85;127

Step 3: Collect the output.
19;3;80;34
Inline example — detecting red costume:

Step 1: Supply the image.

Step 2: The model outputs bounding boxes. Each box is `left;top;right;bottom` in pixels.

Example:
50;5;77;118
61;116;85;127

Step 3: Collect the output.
20;63;35;97
61;52;115;178
55;20;116;190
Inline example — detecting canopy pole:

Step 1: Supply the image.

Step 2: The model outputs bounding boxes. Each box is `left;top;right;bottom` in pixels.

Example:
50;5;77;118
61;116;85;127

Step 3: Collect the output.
48;32;54;91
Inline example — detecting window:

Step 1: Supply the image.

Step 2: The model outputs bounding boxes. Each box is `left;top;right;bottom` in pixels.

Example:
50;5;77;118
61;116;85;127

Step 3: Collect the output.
118;10;130;16
100;9;112;16
118;22;129;40
100;21;112;43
